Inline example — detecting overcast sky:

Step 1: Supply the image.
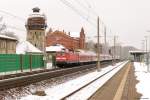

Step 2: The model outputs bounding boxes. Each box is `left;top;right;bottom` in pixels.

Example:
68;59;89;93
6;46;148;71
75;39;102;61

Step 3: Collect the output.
0;0;150;49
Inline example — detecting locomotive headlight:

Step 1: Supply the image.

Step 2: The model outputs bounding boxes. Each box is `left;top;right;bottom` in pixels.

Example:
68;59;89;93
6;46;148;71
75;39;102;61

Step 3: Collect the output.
56;57;66;60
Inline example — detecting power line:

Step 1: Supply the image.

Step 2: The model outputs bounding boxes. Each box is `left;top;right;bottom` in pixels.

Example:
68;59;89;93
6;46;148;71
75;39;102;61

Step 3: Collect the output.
0;10;26;32
0;24;25;32
61;0;92;20
60;0;96;27
84;0;98;16
60;0;107;32
75;0;98;16
74;0;98;22
6;25;25;32
0;9;25;22
71;0;98;22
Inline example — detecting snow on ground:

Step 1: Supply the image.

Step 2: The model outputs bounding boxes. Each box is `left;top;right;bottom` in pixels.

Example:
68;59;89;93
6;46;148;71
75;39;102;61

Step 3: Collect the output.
46;62;53;69
67;61;127;100
20;61;128;100
1;66;95;100
134;62;150;99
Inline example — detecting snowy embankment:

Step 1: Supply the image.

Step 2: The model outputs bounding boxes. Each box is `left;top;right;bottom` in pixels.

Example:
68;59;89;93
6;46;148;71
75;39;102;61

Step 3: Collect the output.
20;61;128;100
134;62;150;99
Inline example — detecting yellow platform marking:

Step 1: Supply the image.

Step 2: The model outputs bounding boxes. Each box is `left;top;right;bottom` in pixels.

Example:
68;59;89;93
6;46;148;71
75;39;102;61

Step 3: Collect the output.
113;63;131;100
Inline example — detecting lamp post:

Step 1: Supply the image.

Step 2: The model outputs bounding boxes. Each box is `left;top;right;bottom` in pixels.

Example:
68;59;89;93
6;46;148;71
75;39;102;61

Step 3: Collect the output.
97;16;101;71
118;42;123;60
104;26;107;55
141;40;145;64
145;36;149;72
113;36;116;63
112;35;118;64
141;40;145;52
146;30;150;72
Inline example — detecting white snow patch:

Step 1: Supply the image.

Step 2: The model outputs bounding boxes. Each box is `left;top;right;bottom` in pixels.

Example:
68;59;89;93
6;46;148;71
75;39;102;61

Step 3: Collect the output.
69;32;80;38
46;44;66;52
16;41;42;54
0;34;16;40
134;62;150;99
46;62;53;69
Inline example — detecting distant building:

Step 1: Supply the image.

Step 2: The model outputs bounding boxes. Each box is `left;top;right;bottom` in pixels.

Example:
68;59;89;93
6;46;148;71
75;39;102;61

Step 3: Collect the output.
25;7;47;52
0;35;17;54
46;27;85;50
94;43;103;54
129;50;146;62
109;46;138;60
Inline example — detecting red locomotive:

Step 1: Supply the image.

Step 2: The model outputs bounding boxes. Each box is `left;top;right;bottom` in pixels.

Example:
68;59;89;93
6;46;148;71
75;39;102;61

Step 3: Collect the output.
55;49;113;67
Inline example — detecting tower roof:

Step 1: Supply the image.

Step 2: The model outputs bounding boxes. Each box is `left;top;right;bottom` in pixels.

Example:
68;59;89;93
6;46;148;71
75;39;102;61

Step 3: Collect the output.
29;7;44;18
32;7;40;12
81;27;84;33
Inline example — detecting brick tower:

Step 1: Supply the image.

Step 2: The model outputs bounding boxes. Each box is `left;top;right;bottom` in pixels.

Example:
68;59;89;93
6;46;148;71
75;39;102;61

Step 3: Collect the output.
79;27;85;49
25;7;47;52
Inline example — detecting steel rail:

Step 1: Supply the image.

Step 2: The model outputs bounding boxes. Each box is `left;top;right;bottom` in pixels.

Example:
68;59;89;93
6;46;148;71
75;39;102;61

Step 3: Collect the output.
61;61;128;100
0;60;114;80
0;64;96;90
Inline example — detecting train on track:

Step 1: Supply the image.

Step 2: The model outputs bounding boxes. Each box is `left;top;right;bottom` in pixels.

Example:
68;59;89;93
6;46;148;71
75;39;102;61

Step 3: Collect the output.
56;49;116;67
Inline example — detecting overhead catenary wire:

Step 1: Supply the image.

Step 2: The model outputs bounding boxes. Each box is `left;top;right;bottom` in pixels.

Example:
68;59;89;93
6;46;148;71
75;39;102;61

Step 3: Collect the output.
61;0;96;27
75;0;98;16
6;25;25;32
0;23;25;32
61;0;108;36
83;0;98;16
60;0;97;27
74;0;98;23
0;9;26;32
83;0;108;35
61;0;109;44
75;0;105;26
0;9;25;22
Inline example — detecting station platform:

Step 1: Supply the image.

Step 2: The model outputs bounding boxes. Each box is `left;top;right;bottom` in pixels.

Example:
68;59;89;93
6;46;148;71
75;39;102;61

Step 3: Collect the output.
89;62;142;100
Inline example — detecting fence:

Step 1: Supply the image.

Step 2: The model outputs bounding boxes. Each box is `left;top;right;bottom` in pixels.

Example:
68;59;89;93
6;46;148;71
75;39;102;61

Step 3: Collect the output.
0;54;44;72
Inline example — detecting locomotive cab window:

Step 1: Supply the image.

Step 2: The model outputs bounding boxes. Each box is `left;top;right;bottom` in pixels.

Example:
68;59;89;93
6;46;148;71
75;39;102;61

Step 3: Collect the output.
57;51;65;56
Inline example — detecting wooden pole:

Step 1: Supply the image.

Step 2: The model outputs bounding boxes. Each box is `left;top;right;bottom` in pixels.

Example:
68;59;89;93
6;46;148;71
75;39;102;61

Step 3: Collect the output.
30;54;32;72
20;54;23;72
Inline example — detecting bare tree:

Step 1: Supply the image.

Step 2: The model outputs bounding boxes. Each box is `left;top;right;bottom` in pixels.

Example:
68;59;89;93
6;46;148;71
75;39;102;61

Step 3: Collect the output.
85;40;95;51
0;16;7;33
0;16;18;40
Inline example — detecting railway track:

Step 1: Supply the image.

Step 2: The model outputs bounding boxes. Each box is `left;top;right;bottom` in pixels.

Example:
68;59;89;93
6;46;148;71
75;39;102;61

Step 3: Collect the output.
0;68;58;80
48;61;128;100
0;60;114;90
0;60;114;80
